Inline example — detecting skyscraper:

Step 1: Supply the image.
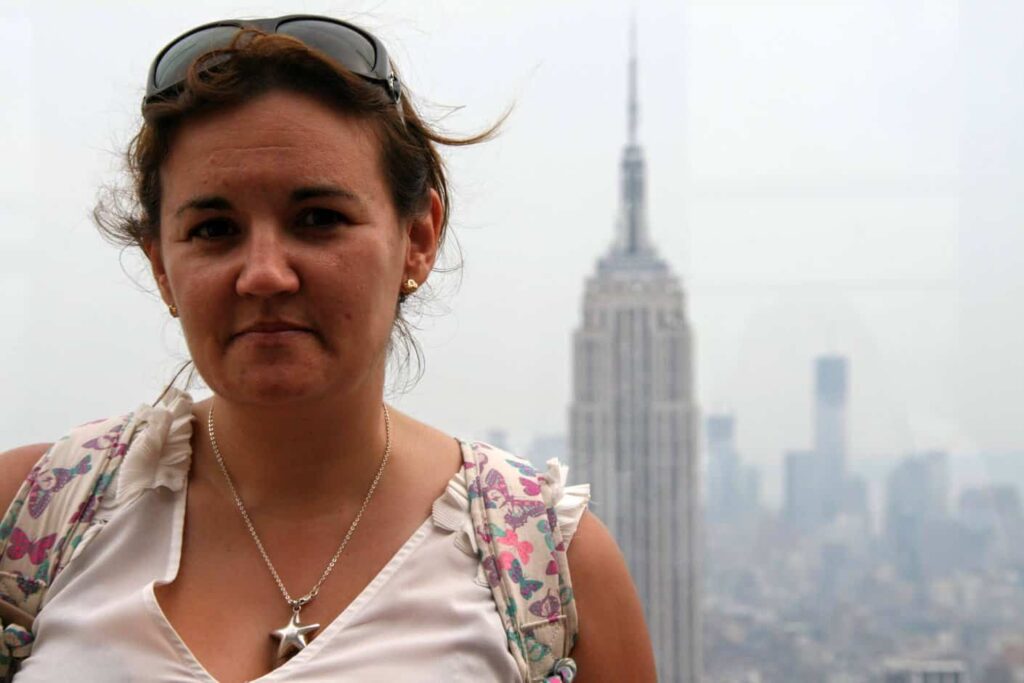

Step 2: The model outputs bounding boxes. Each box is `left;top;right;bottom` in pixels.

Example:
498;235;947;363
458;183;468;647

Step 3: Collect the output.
785;355;867;531
814;355;848;519
707;414;760;524
784;449;824;531
885;451;951;582
707;415;741;523
569;26;701;683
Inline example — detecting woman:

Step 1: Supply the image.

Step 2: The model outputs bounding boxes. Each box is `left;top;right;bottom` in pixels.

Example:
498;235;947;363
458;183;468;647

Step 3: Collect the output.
0;15;655;682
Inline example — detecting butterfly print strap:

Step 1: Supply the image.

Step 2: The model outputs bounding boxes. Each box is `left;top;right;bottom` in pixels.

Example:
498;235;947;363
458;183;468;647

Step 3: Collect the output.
461;440;579;682
26;455;92;519
4;530;57;566
0;411;139;680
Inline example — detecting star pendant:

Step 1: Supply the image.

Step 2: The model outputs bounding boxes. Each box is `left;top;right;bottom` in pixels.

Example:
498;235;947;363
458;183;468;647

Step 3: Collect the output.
272;609;320;662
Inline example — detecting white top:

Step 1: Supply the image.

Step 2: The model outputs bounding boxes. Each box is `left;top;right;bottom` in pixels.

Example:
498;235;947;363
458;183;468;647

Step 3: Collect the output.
16;391;590;682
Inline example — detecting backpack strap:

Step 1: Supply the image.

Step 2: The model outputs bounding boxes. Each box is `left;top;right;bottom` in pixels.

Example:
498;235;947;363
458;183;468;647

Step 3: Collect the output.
0;412;137;678
461;440;579;683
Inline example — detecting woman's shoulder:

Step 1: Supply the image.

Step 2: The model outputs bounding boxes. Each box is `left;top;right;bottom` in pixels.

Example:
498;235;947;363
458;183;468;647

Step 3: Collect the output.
0;412;136;517
563;509;658;680
0;444;52;515
0;390;191;522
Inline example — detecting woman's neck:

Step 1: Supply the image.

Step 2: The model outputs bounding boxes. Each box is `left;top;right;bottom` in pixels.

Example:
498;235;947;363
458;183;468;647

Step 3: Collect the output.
194;385;391;518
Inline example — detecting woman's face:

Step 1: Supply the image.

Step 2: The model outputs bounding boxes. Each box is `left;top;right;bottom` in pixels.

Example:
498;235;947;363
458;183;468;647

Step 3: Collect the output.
147;89;441;405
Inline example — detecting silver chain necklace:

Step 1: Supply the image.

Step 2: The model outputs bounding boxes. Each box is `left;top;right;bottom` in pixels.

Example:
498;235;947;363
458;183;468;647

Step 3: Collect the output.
206;402;392;663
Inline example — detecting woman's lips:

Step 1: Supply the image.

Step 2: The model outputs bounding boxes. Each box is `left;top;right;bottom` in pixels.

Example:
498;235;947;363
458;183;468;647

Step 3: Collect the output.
232;321;315;342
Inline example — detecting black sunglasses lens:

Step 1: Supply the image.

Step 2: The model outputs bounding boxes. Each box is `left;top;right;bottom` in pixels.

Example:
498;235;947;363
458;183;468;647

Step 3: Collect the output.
277;20;378;78
153;26;241;91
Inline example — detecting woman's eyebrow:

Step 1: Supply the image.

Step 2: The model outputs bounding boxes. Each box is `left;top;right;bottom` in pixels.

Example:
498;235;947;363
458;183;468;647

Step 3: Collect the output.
291;184;361;204
174;195;231;217
173;185;364;218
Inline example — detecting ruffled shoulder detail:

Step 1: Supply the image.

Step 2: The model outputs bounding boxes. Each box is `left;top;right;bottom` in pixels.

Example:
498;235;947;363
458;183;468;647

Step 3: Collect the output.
108;388;195;512
540;458;591;546
431;445;591;562
431;463;477;558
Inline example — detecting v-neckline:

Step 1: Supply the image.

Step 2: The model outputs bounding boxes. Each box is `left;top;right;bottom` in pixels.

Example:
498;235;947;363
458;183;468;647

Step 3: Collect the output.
144;516;434;682
142;440;466;682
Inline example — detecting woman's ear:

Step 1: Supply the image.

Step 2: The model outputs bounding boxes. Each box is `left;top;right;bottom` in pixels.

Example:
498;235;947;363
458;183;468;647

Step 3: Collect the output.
404;189;444;285
144;238;175;308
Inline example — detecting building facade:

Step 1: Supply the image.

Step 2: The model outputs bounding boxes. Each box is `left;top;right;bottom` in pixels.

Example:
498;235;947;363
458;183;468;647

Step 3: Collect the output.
707;414;759;524
784;449;823;531
784;355;869;532
706;415;740;524
885;451;951;582
569;30;701;683
814;355;848;520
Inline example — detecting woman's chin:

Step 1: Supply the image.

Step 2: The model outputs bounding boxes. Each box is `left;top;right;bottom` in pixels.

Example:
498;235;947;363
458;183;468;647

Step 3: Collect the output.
196;346;383;406
212;367;335;406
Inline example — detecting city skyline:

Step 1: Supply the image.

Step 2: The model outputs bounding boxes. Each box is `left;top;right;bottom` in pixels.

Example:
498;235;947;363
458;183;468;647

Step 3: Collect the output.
704;357;1022;682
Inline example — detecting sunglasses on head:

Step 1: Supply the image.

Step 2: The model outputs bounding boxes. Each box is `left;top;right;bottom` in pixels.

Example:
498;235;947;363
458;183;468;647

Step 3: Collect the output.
144;14;401;106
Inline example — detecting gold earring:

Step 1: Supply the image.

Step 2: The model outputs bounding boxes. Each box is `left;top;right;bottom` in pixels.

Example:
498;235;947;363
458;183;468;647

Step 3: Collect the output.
401;278;419;295
168;303;179;318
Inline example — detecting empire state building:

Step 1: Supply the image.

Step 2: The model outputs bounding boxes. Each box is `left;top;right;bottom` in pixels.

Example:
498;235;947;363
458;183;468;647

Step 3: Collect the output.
569;29;701;683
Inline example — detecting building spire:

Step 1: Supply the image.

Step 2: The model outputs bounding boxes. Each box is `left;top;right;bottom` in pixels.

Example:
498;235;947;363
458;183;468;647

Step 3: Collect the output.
600;15;663;268
628;15;638;145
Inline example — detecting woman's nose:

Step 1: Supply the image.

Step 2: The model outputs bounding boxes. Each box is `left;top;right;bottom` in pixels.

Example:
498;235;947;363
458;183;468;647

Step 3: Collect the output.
235;229;300;298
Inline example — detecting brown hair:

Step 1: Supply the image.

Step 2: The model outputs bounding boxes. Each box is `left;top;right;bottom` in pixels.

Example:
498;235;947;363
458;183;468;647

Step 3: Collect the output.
95;28;500;391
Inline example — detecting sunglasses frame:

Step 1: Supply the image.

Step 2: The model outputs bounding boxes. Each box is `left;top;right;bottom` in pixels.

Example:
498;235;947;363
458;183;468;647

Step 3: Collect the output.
144;14;401;105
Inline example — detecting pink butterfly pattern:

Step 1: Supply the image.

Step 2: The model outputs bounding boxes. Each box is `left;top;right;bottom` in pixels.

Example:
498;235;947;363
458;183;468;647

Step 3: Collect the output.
6;528;57;566
520;477;542;496
506;555;543;599
495;527;534;564
27;455;92;519
481;468;547;531
80;422;126;452
528;590;562;623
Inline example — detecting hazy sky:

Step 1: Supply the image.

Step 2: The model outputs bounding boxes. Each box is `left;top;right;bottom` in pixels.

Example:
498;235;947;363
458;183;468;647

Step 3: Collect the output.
1;1;1021;500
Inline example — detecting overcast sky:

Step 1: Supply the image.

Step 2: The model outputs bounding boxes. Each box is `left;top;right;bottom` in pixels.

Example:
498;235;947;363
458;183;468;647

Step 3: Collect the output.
1;0;1021;501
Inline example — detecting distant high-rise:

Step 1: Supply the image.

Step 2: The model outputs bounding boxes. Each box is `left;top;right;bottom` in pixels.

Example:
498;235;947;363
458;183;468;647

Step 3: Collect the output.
959;484;1022;532
959;484;1024;565
707;416;740;523
569;25;701;683
707;415;759;523
783;356;865;531
886;451;949;523
885;451;950;581
814;355;848;519
784;449;823;531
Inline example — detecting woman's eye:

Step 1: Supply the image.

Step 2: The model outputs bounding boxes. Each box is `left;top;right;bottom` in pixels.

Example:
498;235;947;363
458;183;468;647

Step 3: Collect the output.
296;208;347;230
187;219;236;240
